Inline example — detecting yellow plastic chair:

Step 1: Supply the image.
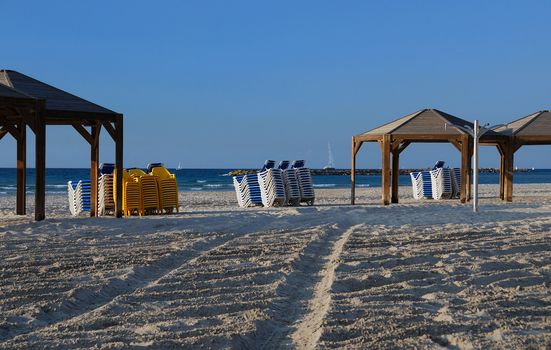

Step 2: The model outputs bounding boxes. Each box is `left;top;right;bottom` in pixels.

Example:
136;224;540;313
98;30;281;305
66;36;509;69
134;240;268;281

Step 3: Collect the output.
150;166;179;214
113;169;141;216
128;169;161;215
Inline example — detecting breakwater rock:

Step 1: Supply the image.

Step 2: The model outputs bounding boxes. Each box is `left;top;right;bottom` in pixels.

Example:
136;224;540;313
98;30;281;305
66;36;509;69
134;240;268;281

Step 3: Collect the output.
227;168;533;177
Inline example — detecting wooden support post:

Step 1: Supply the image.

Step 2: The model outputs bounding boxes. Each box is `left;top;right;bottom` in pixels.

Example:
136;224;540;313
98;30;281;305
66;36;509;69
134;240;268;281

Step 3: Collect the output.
351;138;356;205
115;115;123;218
505;141;514;202
90;123;100;217
16;120;26;215
460;135;469;203
35;118;46;221
496;144;505;200
381;135;391;205
391;143;400;204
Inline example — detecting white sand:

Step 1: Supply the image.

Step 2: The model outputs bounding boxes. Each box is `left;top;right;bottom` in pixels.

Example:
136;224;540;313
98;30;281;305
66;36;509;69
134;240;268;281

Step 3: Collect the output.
0;184;550;349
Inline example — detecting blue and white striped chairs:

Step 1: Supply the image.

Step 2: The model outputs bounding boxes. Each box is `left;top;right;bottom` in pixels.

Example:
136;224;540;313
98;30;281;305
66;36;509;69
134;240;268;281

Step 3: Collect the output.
67;179;91;216
258;168;287;207
98;163;115;216
430;167;453;200
292;160;315;206
233;174;263;208
450;168;461;198
279;160;301;206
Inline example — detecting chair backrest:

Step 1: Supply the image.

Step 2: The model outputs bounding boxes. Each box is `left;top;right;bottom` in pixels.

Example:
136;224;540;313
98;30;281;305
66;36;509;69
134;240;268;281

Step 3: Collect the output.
128;168;147;178
150;166;173;179
278;160;290;170
292;160;305;168
261;160;276;171
147;163;164;173
433;161;445;170
99;163;115;175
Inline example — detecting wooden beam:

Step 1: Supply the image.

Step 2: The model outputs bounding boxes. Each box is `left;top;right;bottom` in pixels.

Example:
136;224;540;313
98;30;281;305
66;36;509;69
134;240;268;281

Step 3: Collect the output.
505;141;514;202
90;123;100;217
115;115;123;218
0;128;6;141
460;135;469;203
3;123;20;139
381;134;391;205
16;120;26;215
101;121;116;141
391;150;399;204
450;139;462;152
397;141;410;154
496;143;505;200
72;123;94;145
35;117;46;221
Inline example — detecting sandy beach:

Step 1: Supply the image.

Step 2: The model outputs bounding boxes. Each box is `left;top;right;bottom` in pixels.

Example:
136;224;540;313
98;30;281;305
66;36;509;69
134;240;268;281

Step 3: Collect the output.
1;184;550;349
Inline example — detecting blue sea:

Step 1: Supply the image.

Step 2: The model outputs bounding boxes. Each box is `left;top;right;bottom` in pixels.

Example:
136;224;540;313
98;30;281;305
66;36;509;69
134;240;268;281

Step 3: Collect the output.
0;168;551;195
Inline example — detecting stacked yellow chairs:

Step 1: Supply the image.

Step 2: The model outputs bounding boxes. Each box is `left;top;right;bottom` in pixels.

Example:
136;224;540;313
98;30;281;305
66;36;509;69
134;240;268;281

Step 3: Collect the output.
113;169;141;216
150;166;179;214
128;169;161;215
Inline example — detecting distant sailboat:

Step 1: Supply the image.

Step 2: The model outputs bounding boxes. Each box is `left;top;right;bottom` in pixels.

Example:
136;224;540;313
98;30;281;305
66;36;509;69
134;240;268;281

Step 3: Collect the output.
177;162;182;170
324;143;336;170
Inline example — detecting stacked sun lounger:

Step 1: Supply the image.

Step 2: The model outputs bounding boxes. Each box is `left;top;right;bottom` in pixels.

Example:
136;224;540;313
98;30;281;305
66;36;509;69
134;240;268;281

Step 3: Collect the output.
233;174;263;207
67;179;91;216
410;161;458;200
292;160;315;206
279;161;301;206
430;167;453;200
232;159;316;208
98;163;115;216
257;160;287;207
149;164;179;214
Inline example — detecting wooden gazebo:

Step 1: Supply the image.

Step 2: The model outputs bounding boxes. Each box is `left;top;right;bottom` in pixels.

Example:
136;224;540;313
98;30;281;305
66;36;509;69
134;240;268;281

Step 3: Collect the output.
492;110;551;201
0;70;123;220
351;109;507;205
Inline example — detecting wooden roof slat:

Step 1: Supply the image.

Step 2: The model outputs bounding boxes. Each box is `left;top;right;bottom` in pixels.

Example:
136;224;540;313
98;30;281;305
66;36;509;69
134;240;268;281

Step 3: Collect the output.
495;110;551;138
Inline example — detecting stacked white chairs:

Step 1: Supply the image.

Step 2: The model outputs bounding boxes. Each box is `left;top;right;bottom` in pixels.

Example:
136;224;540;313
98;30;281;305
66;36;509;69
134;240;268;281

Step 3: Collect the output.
292;160;315;206
430;167;454;200
257;160;287;207
98;163;115;216
279;160;301;206
450;168;461;198
67;180;91;216
410;171;424;200
233;174;263;208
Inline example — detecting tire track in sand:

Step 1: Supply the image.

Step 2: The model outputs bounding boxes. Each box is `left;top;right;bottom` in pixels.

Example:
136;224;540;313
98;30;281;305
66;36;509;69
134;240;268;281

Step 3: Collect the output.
234;223;359;349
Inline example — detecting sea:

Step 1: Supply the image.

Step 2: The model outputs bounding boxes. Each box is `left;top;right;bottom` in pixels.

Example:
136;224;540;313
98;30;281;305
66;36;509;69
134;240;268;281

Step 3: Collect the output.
0;168;551;195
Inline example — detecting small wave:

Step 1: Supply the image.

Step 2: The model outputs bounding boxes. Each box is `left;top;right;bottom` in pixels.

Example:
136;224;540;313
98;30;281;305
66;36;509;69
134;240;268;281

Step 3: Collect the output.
313;184;336;188
204;184;224;188
196;180;207;183
357;184;371;188
47;184;68;188
0;192;7;195
0;186;17;190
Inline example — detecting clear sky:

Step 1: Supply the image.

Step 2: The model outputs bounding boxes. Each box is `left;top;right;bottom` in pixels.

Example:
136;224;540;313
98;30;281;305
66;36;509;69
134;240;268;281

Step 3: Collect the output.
1;1;550;169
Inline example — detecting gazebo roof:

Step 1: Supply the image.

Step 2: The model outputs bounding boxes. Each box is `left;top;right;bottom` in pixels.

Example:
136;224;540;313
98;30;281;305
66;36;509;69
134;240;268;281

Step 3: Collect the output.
0;82;34;100
494;110;551;137
358;108;499;137
0;70;118;116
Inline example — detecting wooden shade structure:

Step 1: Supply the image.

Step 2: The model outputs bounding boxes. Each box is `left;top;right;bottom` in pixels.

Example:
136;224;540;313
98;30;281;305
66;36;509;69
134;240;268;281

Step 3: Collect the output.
351;109;508;205
0;70;123;220
492;110;551;201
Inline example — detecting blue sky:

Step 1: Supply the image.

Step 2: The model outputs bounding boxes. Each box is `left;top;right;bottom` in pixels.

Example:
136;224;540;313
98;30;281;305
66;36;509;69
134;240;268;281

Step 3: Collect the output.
1;1;550;169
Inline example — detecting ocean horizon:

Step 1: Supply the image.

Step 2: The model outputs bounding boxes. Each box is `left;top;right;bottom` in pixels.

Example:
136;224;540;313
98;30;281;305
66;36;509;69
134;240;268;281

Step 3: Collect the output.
1;167;551;195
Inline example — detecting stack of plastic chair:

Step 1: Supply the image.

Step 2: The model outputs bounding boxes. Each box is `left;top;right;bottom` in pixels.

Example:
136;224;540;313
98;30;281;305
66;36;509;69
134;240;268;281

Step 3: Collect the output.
98;163;115;216
292;160;315;205
149;164;179;214
410;172;424;200
128;169;160;215
257;160;287;207
430;167;453;200
67;180;91;216
450;168;461;198
233;174;263;207
279;160;301;206
117;170;141;216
